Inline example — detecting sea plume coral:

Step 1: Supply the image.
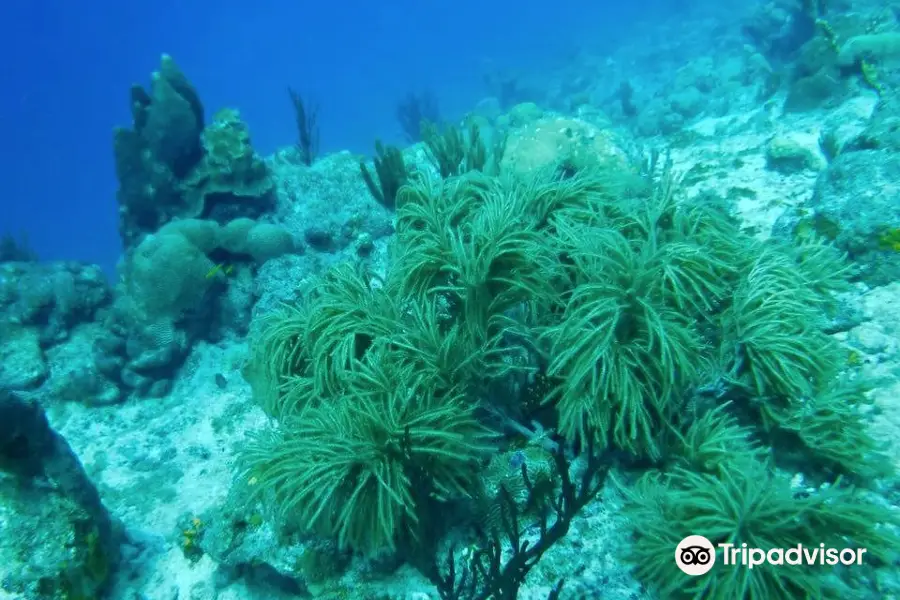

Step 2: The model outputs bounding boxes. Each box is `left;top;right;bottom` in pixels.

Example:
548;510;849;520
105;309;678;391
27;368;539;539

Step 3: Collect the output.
622;460;900;600
243;347;493;554
540;223;706;457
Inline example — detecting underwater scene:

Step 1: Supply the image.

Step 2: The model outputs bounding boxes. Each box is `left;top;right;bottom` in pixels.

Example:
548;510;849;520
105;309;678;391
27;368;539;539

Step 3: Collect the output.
3;0;900;598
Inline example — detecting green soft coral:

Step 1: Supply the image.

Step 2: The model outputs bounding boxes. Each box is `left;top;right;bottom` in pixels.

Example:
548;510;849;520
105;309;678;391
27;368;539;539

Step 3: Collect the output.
243;346;493;554
622;461;900;600
777;375;893;482
718;249;842;407
669;403;770;477
540;225;705;458
242;157;884;582
537;178;742;458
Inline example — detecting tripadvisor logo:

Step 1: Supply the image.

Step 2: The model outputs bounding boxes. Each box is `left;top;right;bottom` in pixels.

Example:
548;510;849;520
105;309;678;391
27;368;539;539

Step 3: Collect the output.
674;535;868;576
675;535;716;575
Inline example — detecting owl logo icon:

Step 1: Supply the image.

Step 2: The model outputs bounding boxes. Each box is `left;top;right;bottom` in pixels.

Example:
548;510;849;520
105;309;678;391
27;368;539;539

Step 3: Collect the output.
675;535;716;576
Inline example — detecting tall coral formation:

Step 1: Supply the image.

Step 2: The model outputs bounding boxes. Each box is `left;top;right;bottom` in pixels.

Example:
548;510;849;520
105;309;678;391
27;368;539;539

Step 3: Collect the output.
113;54;206;248
113;55;273;251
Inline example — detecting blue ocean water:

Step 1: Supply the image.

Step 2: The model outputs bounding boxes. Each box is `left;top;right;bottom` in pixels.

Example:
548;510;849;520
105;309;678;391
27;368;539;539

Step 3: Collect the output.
0;0;660;276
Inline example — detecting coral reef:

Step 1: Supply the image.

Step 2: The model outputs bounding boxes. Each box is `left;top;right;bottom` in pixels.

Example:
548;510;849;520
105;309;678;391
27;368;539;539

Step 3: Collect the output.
237;141;896;597
113;55;273;251
7;2;900;599
0;389;120;599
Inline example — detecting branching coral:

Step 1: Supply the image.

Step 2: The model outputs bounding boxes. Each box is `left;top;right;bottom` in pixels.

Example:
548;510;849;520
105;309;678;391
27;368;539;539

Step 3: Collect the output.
535;176;743;458
540;225;706;457
302;264;401;397
360;140;410;210
425;434;610;600
669;403;770;476
622;460;900;600
393;172;488;297
241;147;892;600
777;375;893;482
244;347;493;554
718;250;842;410
422;121;506;178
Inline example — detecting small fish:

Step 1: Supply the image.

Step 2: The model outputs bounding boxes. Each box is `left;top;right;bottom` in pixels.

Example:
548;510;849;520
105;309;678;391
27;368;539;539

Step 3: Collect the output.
206;263;235;279
215;373;228;389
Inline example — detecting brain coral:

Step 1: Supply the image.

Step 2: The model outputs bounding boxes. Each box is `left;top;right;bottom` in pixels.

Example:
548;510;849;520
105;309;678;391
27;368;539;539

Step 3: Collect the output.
500;117;630;176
